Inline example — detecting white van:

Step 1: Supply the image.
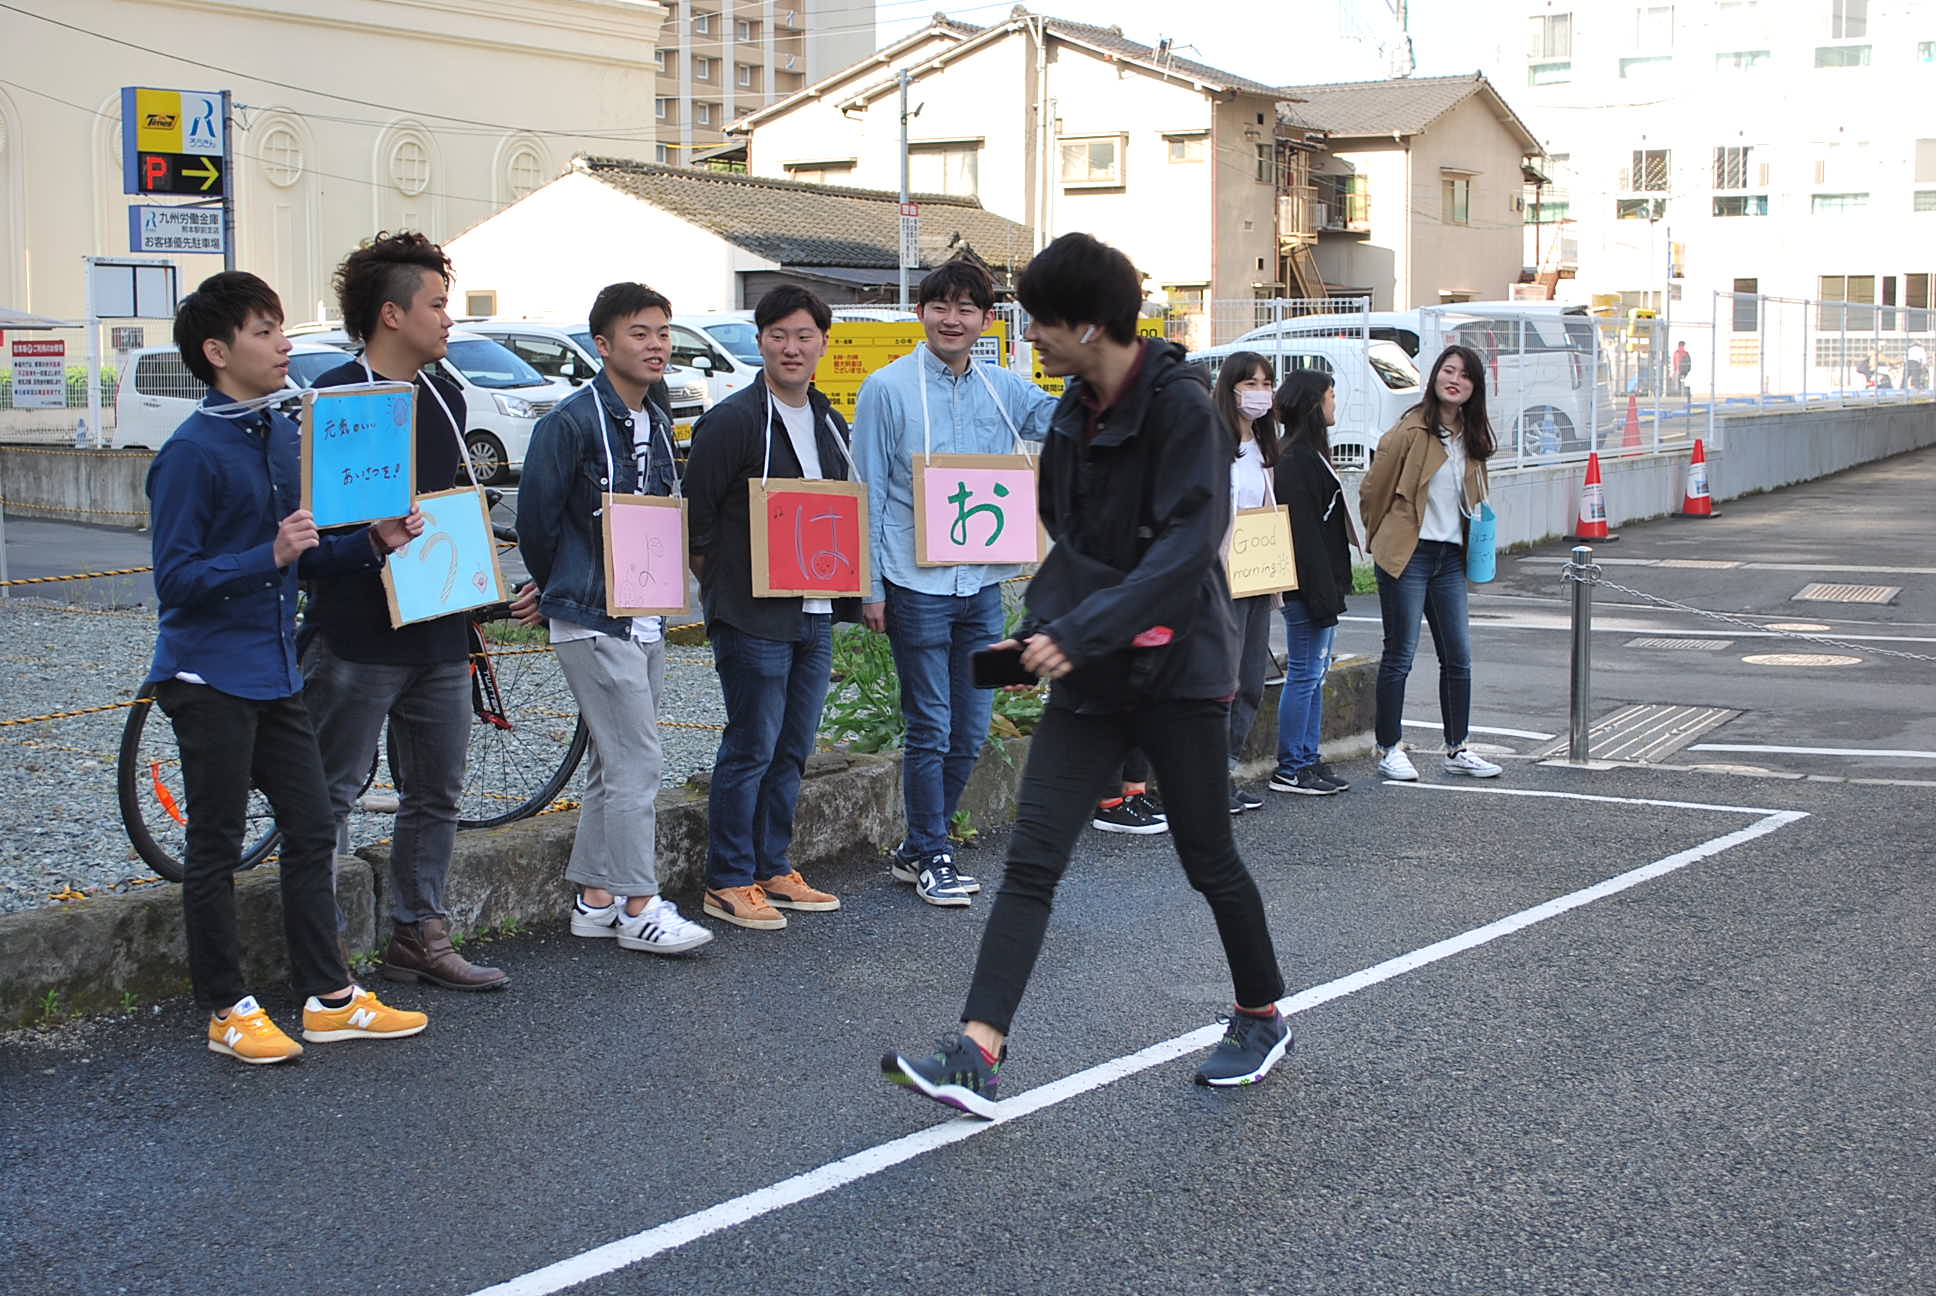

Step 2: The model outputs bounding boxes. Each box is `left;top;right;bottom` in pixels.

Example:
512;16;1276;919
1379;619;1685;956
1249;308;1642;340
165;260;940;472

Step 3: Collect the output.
669;312;762;405
1186;335;1422;469
298;328;573;484
114;341;348;449
462;319;711;441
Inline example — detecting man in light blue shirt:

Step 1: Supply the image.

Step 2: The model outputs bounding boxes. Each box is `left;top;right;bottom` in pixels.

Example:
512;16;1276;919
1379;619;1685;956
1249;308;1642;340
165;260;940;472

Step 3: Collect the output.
852;259;1055;906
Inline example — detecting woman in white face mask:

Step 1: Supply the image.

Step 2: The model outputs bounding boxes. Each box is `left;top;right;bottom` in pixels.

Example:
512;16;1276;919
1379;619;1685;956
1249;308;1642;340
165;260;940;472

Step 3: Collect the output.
1213;350;1280;813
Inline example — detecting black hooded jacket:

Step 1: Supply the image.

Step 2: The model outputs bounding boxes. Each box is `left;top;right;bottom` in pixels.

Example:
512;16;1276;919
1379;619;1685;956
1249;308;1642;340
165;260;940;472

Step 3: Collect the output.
1021;339;1239;712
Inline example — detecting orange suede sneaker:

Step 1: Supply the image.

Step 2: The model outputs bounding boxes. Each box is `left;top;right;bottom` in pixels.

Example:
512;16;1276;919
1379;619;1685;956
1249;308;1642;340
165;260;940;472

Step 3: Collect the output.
757;870;840;912
703;883;788;930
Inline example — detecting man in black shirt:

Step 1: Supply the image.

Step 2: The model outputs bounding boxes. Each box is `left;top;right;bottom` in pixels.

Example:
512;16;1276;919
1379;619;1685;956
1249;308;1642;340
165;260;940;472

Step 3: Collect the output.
303;232;507;991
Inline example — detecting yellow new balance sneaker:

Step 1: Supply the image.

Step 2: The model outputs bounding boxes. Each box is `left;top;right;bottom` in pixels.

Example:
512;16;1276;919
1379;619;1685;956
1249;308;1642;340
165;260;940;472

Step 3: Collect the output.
300;986;428;1043
207;996;304;1065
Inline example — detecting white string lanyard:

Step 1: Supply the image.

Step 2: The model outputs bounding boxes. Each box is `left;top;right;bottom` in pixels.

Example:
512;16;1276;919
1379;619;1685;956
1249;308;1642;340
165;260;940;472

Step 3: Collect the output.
595;390;683;512
761;385;858;484
200;386;299;420
363;356;473;485
916;343;1031;466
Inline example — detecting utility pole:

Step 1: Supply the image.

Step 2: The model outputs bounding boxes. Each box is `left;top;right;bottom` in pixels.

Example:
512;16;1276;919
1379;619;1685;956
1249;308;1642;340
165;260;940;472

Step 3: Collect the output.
221;90;236;273
898;68;912;309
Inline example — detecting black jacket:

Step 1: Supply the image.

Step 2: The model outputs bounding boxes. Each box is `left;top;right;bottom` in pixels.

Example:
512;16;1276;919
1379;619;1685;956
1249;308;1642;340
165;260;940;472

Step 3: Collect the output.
1272;439;1353;628
683;372;861;640
1022;339;1237;712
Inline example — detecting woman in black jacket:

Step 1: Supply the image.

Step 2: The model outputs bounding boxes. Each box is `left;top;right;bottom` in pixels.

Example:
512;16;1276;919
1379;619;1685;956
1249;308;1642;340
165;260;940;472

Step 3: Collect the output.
1267;369;1358;796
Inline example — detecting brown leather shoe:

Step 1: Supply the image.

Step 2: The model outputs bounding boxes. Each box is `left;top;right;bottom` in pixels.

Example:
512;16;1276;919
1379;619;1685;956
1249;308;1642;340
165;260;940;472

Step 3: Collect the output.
380;917;509;991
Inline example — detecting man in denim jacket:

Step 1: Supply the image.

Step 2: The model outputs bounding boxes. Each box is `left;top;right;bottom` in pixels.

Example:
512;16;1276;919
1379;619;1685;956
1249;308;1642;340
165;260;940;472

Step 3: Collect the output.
514;282;712;955
851;259;1054;907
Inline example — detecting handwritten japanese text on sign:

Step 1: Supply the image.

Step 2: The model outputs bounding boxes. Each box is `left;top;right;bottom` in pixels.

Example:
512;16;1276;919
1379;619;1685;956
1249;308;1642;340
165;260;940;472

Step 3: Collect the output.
603;494;689;617
748;479;870;599
382;487;507;627
301;383;416;529
1225;505;1299;598
911;453;1042;566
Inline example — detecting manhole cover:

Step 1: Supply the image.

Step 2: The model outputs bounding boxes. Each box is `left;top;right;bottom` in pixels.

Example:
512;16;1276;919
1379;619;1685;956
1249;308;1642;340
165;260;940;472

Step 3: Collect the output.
1792;583;1899;604
1624;637;1733;651
1742;652;1863;667
1532;704;1739;763
1657;559;1743;569
1764;621;1831;631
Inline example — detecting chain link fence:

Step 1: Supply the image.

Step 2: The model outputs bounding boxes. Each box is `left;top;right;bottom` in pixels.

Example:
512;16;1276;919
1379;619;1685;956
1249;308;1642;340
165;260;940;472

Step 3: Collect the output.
0;325;129;447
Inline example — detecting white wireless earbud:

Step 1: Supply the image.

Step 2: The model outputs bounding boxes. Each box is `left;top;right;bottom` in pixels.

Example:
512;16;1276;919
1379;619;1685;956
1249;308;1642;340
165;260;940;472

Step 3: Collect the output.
1079;325;1098;344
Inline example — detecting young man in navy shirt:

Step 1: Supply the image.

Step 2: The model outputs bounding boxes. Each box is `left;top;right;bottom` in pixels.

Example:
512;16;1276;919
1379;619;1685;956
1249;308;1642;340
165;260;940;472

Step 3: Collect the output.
148;270;428;1063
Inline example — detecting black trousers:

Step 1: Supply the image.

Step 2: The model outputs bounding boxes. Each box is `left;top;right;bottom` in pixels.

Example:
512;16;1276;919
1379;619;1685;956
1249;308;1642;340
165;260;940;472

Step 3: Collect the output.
156;681;348;1011
962;698;1286;1034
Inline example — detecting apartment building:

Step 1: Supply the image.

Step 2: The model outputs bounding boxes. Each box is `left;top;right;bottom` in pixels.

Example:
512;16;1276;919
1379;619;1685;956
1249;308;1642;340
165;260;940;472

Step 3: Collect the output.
1513;0;1935;335
654;0;874;165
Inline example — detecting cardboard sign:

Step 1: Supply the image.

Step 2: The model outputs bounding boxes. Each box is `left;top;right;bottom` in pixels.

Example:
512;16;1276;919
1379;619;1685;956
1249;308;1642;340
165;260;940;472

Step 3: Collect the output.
748;478;870;599
911;453;1043;566
300;382;416;528
381;487;507;627
602;493;689;617
1225;505;1299;598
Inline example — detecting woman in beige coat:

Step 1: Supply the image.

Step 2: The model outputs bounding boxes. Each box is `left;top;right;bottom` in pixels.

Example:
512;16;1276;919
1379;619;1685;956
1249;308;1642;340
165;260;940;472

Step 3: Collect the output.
1358;344;1502;782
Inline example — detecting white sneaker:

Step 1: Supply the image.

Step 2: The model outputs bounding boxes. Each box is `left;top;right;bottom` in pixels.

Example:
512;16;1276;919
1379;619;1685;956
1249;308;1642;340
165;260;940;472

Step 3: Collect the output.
617;896;714;954
1376;745;1420;781
1443;747;1503;779
570;895;622;939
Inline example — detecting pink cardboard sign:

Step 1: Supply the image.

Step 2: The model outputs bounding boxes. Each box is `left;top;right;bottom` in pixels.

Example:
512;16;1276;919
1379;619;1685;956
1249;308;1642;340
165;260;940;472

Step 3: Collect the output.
602;493;689;617
911;453;1043;567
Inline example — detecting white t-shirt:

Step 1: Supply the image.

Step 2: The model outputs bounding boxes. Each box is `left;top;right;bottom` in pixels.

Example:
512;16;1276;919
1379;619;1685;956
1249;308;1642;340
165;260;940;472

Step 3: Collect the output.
775;394;833;616
1230;438;1273;512
550;400;667;644
1418;427;1468;544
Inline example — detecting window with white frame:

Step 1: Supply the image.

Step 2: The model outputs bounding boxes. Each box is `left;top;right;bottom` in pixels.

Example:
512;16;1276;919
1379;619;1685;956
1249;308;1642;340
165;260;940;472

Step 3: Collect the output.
1165;133;1206;163
1633;4;1675;50
1829;0;1865;39
1713;145;1752;189
1628;148;1669;191
696;101;714;126
1060;135;1124;188
1255;142;1278;185
656;144;671;164
694;10;714;35
1818;273;1875;330
1441;173;1471;224
1713;195;1768;216
1812;192;1869;214
736;19;754;41
785;159;856;186
909;140;981;198
656;98;672;121
695;56;714;81
737;63;753;88
1527;11;1571;82
654;48;668;71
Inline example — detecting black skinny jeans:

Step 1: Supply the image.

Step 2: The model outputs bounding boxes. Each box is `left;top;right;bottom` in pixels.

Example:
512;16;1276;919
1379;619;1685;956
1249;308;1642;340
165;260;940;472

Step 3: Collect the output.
962;698;1286;1034
157;681;348;1011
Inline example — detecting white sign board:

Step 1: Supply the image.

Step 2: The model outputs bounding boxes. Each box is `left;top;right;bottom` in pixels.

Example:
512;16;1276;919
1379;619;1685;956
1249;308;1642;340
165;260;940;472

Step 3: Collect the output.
129;206;224;255
899;203;919;268
89;258;180;320
10;339;67;408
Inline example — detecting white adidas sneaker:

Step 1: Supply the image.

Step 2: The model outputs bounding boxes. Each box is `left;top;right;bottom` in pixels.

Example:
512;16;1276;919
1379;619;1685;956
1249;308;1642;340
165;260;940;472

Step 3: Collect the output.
617;896;714;955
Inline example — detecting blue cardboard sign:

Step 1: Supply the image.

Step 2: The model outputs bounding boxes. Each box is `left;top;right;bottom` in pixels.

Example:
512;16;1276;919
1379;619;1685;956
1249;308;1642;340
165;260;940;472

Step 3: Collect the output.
381;487;507;628
300;382;417;528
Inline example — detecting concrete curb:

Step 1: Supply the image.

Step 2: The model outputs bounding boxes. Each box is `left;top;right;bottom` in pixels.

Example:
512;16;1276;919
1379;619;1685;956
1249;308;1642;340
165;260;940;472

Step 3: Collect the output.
0;658;1376;1027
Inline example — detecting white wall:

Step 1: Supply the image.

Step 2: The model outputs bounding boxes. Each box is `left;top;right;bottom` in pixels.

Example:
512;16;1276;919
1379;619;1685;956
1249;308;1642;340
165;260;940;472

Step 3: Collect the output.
446;171;772;319
1407;95;1531;304
0;0;663;329
1312;143;1410;308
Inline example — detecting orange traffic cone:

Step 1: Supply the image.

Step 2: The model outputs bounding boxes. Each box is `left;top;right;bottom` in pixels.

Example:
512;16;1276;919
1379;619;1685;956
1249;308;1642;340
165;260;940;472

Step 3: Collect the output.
1572;452;1619;543
1677;438;1719;518
1619;394;1643;455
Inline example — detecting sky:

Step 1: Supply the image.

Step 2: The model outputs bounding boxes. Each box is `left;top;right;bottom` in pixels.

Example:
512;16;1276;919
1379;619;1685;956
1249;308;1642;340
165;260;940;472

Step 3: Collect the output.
871;0;1503;86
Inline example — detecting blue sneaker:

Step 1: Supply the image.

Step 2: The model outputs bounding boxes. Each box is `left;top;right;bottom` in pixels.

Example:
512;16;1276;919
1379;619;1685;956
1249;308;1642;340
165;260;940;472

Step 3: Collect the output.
882;1032;1003;1119
891;843;980;895
1195;1009;1293;1087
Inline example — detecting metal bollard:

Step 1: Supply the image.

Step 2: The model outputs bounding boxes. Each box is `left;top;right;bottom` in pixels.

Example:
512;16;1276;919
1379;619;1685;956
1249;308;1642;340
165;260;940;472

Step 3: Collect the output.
1568;543;1594;762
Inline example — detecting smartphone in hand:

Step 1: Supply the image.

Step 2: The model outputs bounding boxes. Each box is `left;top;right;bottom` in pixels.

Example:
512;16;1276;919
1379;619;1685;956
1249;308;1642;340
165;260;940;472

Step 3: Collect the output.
970;646;1037;689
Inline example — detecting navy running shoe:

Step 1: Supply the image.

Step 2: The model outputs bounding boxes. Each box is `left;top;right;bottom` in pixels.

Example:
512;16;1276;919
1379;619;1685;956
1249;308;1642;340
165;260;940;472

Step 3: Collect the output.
882;1033;1003;1119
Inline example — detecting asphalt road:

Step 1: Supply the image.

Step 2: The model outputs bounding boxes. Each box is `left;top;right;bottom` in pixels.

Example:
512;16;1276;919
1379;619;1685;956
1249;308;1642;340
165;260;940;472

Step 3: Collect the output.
3;450;1933;1295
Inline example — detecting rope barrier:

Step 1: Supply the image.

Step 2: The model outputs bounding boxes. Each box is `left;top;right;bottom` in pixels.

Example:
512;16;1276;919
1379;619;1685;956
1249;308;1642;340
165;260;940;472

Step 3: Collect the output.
0;496;148;520
0;698;144;727
0;445;150;459
0;565;153;588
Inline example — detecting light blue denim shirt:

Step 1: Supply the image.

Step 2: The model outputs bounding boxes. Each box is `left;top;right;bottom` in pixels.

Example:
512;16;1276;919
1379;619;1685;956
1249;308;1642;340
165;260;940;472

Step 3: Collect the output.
851;344;1056;602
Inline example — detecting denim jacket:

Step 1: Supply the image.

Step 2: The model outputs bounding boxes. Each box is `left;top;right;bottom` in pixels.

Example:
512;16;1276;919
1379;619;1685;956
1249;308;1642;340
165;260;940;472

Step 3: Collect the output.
850;345;1055;603
517;371;680;637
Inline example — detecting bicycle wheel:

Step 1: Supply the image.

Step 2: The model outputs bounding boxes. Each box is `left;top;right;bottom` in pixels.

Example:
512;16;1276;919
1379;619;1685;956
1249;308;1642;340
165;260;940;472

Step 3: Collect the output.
116;682;282;882
457;611;589;829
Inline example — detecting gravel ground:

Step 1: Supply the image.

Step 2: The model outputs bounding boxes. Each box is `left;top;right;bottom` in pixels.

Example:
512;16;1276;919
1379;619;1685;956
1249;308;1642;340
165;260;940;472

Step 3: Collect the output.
0;596;732;917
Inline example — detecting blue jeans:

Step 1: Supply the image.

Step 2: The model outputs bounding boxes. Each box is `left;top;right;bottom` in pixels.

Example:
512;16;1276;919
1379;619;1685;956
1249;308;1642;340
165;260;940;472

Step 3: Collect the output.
1275;598;1337;773
706;616;833;888
1374;539;1472;751
884;582;1004;856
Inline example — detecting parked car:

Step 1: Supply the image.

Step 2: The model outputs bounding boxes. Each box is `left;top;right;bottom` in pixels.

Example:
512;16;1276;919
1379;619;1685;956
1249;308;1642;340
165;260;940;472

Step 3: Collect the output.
463;319;711;440
115;341;347;449
1186;335;1421;469
670;312;762;405
296;327;572;484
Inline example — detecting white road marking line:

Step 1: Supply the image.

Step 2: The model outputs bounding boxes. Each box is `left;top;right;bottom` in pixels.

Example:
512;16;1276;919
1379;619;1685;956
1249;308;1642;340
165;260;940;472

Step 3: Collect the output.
471;792;1806;1296
1514;558;1936;576
1337;615;1936;645
1688;743;1936;760
1402;719;1556;741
